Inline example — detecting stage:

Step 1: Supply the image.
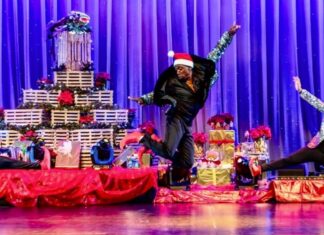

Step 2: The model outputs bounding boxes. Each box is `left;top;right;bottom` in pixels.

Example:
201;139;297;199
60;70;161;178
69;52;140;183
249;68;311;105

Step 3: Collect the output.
1;168;324;207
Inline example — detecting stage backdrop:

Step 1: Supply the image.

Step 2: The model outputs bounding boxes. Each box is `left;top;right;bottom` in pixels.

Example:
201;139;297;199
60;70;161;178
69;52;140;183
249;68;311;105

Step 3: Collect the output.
1;0;323;164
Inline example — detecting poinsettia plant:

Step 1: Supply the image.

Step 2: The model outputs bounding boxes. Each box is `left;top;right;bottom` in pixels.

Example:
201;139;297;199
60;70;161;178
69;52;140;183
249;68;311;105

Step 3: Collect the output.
0;108;4;121
192;132;207;145
222;113;234;125
57;89;74;107
95;72;110;89
79;114;94;124
20;130;38;142
207;113;234;130
36;77;53;89
247;125;272;141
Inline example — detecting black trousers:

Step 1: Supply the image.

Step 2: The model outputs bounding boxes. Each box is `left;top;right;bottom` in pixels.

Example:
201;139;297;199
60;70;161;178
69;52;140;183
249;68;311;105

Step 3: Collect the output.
262;140;324;172
141;117;194;169
0;156;40;169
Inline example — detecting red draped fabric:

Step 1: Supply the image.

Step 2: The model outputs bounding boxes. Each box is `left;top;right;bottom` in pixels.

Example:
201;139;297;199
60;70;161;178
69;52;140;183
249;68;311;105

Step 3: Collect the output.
270;180;324;202
154;180;324;204
0;167;158;207
155;184;273;204
2;168;324;207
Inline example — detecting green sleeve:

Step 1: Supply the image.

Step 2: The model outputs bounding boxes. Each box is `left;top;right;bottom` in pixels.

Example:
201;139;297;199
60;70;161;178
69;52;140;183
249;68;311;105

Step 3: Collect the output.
207;31;234;88
140;91;154;105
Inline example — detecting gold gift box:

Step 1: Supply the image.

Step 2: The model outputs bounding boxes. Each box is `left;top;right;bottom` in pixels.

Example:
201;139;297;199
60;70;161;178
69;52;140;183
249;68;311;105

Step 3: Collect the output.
141;153;151;167
197;167;233;185
208;130;235;163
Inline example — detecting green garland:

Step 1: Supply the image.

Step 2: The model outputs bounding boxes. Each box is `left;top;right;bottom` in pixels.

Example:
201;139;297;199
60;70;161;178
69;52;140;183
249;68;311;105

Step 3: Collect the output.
38;82;106;95
0;122;129;133
17;102;115;113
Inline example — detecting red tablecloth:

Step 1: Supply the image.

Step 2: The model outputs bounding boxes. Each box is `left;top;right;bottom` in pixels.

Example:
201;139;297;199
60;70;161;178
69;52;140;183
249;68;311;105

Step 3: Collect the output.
270;179;324;202
0;167;158;207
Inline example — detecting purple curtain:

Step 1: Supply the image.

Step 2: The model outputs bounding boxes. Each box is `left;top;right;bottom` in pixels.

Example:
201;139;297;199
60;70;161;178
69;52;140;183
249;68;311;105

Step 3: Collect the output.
1;0;323;161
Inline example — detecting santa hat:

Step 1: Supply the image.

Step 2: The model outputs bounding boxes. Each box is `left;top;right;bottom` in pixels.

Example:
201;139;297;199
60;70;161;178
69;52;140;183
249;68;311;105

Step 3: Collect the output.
168;51;194;68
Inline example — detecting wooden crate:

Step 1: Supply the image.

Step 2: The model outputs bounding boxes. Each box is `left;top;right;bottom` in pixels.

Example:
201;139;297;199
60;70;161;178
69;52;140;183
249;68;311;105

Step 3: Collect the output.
113;129;135;147
36;129;69;148
80;148;92;168
4;109;45;126
51;110;80;125
23;89;59;106
69;129;114;149
0;130;20;147
71;129;135;168
79;147;124;169
75;90;113;106
54;71;94;88
92;109;128;124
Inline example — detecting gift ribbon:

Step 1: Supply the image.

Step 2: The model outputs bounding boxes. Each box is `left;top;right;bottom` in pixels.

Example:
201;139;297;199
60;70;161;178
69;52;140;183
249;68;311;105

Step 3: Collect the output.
209;140;234;145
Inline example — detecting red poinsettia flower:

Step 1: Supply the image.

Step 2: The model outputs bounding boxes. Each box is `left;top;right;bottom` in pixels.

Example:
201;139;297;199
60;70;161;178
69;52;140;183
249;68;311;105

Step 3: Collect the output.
37;77;53;85
20;130;38;141
207;115;225;126
222;113;234;124
95;72;110;88
258;125;272;139
57;90;74;106
192;132;207;145
0;108;4;119
249;125;272;140
96;72;110;80
79;115;94;124
249;128;261;140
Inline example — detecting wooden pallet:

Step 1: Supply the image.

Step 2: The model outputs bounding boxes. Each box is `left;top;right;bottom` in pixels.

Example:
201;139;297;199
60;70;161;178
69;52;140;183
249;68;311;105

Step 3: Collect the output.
36;129;69;148
69;129;114;149
0;130;20;147
23;90;59;105
4;109;45;126
75;90;113;106
92;109;128;124
51;110;80;125
54;71;93;88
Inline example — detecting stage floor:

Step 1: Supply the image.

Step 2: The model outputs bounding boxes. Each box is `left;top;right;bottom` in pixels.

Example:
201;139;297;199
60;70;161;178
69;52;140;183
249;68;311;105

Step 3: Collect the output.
1;203;323;234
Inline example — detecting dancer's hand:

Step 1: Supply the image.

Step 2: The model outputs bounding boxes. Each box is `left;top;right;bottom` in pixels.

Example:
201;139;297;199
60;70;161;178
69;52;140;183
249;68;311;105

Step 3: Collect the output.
293;76;302;92
228;23;240;36
128;96;145;105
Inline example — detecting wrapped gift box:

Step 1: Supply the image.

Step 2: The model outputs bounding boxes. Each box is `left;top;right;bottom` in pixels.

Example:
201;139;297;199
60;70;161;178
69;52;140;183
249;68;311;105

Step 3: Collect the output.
141;153;151;167
208;130;235;164
55;140;81;168
197;167;233;185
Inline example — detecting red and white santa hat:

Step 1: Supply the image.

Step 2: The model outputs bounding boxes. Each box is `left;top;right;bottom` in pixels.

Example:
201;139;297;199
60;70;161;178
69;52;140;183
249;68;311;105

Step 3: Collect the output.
168;51;194;68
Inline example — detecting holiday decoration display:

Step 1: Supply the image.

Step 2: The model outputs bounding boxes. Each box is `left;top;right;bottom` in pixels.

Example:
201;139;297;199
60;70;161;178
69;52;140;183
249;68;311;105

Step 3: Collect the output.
0;12;131;169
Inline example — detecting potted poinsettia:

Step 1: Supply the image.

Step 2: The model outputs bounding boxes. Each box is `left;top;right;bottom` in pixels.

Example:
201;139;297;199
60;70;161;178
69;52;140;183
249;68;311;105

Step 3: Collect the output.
246;125;271;153
207;113;234;130
95;72;110;90
192;132;207;159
